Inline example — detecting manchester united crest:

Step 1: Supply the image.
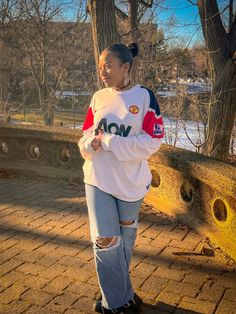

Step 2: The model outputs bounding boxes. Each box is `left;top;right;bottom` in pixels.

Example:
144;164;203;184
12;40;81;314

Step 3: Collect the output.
129;105;139;114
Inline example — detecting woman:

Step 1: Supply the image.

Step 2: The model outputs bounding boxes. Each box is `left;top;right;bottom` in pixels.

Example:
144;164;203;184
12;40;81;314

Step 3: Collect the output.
79;43;164;314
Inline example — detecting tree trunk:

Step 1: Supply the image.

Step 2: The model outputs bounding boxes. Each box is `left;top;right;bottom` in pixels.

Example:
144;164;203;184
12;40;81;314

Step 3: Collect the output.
197;0;236;161
128;0;140;83
40;56;54;126
204;59;236;159
87;0;119;89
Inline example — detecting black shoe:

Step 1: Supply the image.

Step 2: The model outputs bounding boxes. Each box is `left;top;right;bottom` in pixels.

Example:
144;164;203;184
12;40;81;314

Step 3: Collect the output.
93;295;102;313
93;293;143;313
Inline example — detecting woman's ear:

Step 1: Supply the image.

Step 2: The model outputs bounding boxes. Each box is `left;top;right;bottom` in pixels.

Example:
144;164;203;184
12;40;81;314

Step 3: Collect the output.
124;62;131;73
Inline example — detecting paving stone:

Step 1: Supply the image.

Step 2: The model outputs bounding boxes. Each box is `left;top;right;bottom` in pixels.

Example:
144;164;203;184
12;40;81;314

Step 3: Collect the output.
0;246;22;264
76;246;94;262
165;281;201;298
154;266;185;281
87;275;98;286
198;281;225;303
43;275;71;294
63;265;94;282
129;275;146;291
130;253;145;269
24;305;57;314
0;229;18;241
139;224;162;240
137;221;153;236
131;262;157;279
210;273;236;289
156;290;182;308
224;288;236;301
0;271;25;290
0;283;29;304
176;296;216;314
182;270;209;285
0;299;31;314
68;225;90;239
21;273;48;289
136;235;153;246
34;242;58;255
46;292;79;313
64;309;88;314
170;238;200;251
17;262;46;276
20;288;54;306
37;255;58;267
140;276;169;298
1;177;236;314
39;264;67;280
0;258;24;275
71;296;96;313
215;299;236;314
65;282;100;299
159;228;189;241
16;251;42;263
52;244;82;257
0;238;19;251
151;235;172;248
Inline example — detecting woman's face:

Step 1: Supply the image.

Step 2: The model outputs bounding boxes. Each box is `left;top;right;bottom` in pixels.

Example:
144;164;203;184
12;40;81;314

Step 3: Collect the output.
98;50;129;88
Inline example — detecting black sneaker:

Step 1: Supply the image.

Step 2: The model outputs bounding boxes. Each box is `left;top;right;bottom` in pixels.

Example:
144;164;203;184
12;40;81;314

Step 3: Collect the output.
93;293;143;313
93;295;102;313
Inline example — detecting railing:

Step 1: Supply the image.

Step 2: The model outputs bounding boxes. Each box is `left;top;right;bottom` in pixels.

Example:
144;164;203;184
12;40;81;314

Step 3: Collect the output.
147;146;236;260
0;124;235;260
0;124;83;183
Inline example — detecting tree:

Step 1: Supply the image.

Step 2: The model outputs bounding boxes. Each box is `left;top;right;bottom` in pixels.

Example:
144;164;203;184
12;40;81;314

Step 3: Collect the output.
14;0;65;126
197;0;236;161
87;0;162;87
87;0;119;88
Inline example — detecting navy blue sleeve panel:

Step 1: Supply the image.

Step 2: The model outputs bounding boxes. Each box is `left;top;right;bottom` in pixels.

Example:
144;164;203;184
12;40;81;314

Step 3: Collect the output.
140;86;164;139
140;86;161;117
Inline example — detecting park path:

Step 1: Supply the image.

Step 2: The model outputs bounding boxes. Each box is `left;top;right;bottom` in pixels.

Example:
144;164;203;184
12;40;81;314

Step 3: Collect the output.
0;175;235;314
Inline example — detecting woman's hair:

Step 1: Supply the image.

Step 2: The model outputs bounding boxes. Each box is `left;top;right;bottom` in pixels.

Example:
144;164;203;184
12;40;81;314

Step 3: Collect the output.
104;43;139;70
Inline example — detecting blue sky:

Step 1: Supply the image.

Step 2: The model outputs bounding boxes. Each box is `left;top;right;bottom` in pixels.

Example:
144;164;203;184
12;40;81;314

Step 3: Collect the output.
61;0;234;47
62;0;203;46
156;0;203;46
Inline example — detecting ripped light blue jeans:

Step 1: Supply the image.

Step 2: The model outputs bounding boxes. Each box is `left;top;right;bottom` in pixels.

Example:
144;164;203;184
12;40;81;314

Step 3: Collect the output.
85;184;143;310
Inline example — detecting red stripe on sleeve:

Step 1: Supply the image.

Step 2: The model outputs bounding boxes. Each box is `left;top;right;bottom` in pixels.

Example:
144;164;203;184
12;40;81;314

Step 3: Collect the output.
82;107;94;131
142;111;164;138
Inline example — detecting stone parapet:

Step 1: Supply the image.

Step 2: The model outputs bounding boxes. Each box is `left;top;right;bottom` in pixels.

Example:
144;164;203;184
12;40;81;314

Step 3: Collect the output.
0;125;235;260
146;145;236;260
0;124;83;182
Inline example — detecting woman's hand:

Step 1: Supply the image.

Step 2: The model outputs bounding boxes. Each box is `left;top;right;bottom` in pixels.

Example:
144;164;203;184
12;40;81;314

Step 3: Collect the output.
91;129;103;151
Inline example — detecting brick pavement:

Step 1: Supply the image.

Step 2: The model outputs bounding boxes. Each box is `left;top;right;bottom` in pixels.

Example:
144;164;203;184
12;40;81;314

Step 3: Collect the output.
0;175;235;314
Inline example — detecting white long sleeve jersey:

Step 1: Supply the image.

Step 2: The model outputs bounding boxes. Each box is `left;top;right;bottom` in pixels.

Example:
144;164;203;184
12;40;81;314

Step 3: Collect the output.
78;84;164;201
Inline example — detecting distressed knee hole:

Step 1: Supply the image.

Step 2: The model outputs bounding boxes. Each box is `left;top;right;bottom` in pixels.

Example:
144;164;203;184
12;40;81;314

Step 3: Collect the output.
120;220;138;229
95;236;119;249
120;220;135;225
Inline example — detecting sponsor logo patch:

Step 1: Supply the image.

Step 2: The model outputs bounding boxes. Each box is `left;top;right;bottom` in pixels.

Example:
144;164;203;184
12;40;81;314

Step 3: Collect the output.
129;105;139;114
153;123;164;135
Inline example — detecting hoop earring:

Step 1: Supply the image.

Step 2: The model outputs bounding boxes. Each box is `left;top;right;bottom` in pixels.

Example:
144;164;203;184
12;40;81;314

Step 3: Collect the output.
124;74;130;86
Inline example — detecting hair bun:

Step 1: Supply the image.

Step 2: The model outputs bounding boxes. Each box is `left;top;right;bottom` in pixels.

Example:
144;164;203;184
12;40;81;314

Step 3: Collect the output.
128;43;139;58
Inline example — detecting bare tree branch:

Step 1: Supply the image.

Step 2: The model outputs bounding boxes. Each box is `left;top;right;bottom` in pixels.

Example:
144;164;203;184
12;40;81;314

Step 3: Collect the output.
228;0;234;32
139;0;153;8
186;0;197;5
197;0;229;73
114;5;128;21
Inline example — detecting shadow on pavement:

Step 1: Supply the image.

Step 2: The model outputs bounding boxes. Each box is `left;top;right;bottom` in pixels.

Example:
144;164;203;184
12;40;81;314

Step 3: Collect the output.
141;301;201;313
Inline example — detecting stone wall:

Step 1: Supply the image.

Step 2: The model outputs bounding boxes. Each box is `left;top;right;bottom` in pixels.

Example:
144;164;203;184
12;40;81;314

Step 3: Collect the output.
0;125;235;260
146;146;236;260
0;125;83;183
